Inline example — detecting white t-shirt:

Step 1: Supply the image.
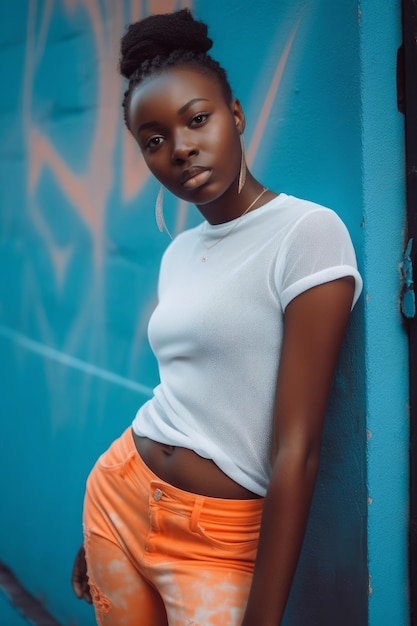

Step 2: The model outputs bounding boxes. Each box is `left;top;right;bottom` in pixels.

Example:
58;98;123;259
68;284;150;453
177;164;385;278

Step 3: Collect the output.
132;194;362;496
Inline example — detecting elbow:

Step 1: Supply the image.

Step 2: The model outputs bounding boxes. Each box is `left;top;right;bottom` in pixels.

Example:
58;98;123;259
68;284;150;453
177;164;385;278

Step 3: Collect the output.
304;446;321;478
273;440;322;482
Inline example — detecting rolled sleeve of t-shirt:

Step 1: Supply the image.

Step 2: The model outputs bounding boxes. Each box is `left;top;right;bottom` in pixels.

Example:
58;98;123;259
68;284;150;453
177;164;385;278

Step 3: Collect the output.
276;208;363;311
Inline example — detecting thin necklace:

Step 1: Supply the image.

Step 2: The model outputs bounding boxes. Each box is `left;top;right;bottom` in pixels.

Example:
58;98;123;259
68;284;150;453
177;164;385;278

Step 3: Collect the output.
199;187;268;262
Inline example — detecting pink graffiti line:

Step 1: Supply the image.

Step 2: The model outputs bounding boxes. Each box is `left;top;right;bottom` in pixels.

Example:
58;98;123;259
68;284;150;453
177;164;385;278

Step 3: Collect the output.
25;0;133;275
247;20;301;167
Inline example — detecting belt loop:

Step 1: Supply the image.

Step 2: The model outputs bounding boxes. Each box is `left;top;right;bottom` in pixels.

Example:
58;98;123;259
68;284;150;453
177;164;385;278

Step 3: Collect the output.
190;496;205;532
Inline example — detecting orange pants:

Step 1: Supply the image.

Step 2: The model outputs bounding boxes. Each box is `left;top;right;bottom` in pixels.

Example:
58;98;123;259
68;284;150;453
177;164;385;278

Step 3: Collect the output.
83;428;264;626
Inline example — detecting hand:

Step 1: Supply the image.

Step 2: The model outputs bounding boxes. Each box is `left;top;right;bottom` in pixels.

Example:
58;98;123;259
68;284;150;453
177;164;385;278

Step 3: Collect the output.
71;545;92;604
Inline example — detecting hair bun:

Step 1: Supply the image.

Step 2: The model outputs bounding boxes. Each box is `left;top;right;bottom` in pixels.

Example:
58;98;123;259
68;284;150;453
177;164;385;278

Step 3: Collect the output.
120;9;213;80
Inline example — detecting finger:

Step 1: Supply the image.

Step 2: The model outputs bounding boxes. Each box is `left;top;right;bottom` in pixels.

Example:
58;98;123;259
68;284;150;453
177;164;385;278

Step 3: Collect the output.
72;581;84;599
81;577;93;604
83;589;93;604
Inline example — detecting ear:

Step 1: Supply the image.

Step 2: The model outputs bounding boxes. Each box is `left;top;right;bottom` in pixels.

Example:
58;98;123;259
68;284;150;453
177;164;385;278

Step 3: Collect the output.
230;98;245;134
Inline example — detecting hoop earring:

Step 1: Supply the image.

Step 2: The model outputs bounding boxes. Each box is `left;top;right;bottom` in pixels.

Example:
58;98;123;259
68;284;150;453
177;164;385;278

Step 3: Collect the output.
155;186;173;240
237;135;247;194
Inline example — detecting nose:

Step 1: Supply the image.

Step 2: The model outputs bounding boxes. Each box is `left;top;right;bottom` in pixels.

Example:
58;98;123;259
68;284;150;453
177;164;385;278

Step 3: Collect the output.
171;130;198;164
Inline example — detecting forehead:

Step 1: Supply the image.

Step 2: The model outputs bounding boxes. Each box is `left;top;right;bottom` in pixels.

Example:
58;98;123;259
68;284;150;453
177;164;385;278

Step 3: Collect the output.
128;67;226;128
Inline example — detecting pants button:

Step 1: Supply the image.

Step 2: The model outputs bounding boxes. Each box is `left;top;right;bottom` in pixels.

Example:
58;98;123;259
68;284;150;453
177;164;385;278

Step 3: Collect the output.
153;488;163;501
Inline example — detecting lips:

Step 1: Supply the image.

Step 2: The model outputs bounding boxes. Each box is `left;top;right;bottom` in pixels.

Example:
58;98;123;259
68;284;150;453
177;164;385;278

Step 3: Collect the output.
180;166;212;190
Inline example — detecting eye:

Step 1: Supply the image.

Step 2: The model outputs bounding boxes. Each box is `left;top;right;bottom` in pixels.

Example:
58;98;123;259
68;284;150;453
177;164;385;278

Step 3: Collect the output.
145;136;164;150
190;113;209;127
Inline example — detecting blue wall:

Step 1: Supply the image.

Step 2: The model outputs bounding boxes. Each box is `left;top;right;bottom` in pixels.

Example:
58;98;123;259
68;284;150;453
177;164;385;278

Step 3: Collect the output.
360;1;409;624
0;1;407;624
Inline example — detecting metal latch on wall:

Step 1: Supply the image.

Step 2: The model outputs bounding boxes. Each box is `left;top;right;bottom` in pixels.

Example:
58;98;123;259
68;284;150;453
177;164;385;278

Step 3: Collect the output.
401;238;416;319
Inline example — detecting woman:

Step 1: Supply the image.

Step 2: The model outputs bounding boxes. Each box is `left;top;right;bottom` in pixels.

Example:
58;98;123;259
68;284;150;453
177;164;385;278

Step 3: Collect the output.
72;9;362;626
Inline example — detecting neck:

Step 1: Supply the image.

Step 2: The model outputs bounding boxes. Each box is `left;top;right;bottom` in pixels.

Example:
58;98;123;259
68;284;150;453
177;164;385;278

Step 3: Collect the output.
196;173;271;225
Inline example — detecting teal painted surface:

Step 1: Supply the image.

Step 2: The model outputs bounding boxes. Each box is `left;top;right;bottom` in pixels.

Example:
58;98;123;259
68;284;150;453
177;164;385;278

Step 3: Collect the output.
360;1;409;624
0;591;29;626
0;0;407;624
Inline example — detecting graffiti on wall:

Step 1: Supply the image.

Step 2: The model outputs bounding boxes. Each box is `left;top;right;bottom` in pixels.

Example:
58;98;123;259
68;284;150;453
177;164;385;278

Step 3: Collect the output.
0;4;370;624
9;0;301;419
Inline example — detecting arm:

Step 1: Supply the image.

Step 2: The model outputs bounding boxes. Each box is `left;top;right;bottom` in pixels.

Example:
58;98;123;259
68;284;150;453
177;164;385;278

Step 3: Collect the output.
241;276;355;626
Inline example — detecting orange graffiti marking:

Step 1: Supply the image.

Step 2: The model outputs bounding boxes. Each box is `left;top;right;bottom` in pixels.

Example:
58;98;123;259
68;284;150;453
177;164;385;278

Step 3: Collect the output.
20;0;302;416
247;20;301;167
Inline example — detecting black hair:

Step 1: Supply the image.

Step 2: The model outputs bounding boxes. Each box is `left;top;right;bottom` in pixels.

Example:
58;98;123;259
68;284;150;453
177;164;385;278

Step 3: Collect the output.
119;9;233;129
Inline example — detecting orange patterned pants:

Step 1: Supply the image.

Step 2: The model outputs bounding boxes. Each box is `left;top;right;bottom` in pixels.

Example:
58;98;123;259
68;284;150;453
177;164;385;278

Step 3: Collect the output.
83;428;264;626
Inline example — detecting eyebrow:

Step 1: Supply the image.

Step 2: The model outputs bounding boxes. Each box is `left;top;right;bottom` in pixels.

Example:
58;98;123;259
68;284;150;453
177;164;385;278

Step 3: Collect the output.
137;98;210;134
177;98;209;116
137;120;159;133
